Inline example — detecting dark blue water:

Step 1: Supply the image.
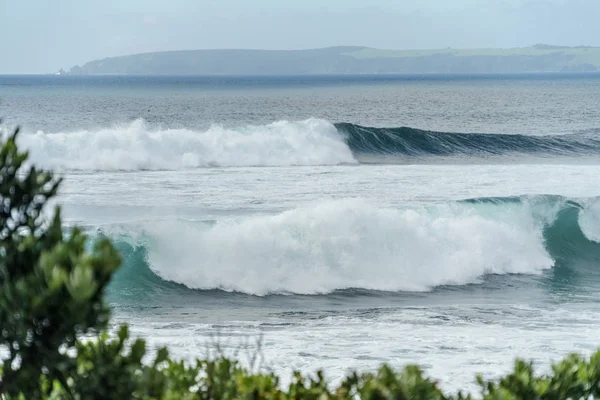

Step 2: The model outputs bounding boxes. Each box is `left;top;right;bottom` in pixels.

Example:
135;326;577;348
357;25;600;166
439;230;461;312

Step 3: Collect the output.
3;73;600;134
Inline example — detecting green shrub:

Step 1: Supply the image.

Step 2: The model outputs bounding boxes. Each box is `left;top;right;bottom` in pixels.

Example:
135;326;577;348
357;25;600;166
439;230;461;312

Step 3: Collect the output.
0;124;120;398
1;122;600;399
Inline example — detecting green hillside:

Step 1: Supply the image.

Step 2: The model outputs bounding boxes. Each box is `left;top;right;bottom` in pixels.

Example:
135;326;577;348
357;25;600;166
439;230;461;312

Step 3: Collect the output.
68;44;600;75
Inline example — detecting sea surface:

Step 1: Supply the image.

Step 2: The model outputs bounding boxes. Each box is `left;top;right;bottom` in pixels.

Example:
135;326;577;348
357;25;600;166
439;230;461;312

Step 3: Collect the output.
2;73;600;392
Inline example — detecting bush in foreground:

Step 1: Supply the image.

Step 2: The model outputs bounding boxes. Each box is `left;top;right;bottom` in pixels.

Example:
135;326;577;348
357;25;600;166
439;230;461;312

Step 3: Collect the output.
1;124;600;399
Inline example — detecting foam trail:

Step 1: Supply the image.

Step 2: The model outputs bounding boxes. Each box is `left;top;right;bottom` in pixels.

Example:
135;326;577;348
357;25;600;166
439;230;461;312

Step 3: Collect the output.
121;199;553;296
20;119;356;171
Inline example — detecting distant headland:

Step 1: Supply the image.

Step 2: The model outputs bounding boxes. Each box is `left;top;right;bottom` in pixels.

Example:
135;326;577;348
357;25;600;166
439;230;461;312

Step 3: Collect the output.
64;44;600;75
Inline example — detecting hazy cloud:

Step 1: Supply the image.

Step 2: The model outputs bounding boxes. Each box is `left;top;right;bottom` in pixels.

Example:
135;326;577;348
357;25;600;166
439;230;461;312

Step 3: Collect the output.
0;0;599;73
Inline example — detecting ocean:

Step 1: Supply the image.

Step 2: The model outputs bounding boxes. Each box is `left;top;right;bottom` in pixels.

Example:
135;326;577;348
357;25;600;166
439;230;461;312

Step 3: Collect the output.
1;73;599;392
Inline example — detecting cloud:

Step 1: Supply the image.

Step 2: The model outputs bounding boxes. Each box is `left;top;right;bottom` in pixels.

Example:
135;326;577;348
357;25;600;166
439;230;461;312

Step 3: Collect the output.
142;15;160;25
0;0;598;73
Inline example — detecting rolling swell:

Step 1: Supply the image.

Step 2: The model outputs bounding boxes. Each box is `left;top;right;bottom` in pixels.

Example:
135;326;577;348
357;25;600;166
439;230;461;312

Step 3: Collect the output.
96;196;600;300
336;123;600;158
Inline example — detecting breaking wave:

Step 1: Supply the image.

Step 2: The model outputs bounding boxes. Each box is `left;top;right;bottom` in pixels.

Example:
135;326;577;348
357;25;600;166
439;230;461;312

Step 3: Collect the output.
20;119;600;171
90;195;600;298
21;119;356;170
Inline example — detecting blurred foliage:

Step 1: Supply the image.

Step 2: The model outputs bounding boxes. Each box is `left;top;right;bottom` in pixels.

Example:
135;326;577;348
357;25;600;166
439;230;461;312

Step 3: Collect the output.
1;122;600;399
0;123;120;398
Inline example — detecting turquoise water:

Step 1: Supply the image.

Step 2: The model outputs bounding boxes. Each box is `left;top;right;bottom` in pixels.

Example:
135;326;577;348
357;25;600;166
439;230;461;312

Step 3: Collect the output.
2;74;600;391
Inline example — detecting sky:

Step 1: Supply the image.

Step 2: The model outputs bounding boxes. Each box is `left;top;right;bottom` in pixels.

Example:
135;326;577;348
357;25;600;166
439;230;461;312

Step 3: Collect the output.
0;0;599;73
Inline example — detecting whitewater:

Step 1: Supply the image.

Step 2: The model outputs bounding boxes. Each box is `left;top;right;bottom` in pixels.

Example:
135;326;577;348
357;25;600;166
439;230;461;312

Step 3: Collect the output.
22;119;356;170
3;73;600;393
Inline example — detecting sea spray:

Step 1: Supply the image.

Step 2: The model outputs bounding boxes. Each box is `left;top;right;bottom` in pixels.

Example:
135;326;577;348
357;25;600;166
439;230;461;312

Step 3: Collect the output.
579;198;600;243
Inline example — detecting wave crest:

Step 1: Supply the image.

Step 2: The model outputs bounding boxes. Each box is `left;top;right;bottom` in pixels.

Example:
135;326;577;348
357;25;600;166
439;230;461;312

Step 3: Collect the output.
19;119;600;171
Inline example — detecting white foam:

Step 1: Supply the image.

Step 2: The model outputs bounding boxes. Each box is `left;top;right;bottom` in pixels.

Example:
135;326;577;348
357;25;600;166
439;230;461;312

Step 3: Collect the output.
580;198;600;243
132;199;553;295
20;119;356;171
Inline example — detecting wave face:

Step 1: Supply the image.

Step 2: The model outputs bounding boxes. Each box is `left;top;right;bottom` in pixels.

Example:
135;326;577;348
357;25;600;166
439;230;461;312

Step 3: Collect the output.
96;196;600;298
20;119;600;171
336;123;600;158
